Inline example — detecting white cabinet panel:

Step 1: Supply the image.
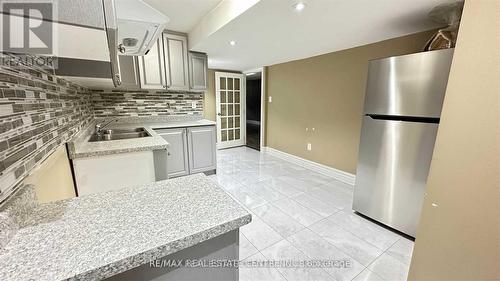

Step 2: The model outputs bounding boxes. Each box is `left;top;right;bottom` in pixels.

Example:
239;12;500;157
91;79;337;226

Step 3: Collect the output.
73;151;156;196
138;39;166;89
163;33;189;90
118;56;140;89
56;22;110;61
58;0;105;28
157;128;189;178
189;52;208;90
187;126;217;174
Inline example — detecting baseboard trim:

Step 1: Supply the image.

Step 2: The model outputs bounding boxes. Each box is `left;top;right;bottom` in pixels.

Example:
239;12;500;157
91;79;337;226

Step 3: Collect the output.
262;147;356;186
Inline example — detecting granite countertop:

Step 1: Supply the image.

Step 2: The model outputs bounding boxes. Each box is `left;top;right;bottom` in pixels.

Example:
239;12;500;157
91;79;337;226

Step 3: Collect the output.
0;174;251;281
123;118;216;129
67;118;216;159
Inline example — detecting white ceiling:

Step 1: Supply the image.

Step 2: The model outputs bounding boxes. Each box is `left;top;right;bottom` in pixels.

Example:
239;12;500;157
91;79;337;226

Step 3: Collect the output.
189;0;452;71
143;0;221;33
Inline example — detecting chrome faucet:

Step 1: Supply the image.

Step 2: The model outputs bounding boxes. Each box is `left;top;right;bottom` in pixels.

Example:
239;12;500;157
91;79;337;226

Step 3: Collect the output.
95;118;118;135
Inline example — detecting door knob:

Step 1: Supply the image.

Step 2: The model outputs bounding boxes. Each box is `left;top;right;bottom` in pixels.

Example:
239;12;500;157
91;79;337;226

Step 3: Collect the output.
217;113;222;116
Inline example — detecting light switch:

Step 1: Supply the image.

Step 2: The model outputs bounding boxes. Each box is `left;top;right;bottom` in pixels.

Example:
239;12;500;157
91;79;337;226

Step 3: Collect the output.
307;143;312;151
268;96;272;103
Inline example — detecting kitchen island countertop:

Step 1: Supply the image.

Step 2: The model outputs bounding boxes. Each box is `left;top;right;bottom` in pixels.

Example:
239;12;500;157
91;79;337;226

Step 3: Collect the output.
0;174;250;281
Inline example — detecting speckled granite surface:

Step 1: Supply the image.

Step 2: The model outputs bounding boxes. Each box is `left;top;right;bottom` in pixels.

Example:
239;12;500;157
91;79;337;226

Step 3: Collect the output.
0;185;39;251
0;174;251;281
146;119;216;130
67;118;216;159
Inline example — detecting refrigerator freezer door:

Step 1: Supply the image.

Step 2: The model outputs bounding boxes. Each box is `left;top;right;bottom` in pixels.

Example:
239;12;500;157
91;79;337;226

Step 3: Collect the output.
353;116;439;237
363;49;454;118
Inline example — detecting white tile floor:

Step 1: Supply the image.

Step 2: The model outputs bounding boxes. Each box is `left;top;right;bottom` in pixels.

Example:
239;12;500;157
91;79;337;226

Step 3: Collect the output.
207;147;414;281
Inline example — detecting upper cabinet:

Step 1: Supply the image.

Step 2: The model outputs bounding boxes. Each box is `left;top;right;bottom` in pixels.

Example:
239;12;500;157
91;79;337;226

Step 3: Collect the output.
137;32;208;91
138;38;166;89
58;0;105;29
118;56;141;90
189;52;208;91
163;33;190;91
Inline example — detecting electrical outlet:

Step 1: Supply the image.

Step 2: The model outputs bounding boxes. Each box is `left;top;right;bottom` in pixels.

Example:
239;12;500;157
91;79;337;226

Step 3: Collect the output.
268;96;272;103
191;101;197;109
307;143;312;151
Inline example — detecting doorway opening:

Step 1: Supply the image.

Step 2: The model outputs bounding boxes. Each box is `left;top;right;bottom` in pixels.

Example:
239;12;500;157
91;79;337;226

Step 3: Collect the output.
245;72;262;151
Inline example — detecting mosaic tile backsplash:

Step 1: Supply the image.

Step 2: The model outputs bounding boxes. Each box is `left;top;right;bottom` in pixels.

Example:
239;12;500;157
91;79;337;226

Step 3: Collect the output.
91;90;203;118
0;54;92;203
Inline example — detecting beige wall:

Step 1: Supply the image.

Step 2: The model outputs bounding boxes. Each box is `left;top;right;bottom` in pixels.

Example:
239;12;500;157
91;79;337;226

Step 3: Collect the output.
408;1;500;280
204;69;217;121
265;30;435;174
23;145;76;203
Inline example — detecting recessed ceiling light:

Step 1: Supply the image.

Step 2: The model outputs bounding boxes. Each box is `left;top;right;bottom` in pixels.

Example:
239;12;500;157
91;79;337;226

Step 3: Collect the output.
229;40;236;46
293;2;306;11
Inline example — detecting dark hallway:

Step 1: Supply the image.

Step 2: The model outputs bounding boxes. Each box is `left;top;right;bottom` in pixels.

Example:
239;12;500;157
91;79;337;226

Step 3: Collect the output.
245;72;261;150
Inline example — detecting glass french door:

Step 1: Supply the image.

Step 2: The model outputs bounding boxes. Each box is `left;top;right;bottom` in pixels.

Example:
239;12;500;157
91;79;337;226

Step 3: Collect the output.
215;72;245;149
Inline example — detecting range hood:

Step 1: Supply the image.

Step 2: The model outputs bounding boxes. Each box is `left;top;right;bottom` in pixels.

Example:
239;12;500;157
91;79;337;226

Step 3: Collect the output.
114;0;169;56
103;0;169;86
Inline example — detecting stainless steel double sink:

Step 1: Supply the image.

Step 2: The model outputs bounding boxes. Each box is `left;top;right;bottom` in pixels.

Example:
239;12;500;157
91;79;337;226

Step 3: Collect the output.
88;128;151;142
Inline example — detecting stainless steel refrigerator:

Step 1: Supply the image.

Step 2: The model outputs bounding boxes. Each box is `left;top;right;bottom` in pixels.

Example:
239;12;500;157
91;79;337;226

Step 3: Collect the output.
353;49;454;237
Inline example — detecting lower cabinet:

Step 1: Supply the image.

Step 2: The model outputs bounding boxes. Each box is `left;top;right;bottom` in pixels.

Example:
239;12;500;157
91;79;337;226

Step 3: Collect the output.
156;125;216;178
187;126;217;174
157;128;189;178
72;150;168;196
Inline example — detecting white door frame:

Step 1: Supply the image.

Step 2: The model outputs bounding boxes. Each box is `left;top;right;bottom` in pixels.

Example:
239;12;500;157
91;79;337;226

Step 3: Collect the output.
215;71;246;149
243;67;266;151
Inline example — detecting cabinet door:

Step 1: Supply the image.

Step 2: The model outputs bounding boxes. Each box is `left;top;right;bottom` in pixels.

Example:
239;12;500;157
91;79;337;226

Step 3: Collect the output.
117;55;140;89
163;33;189;90
138;38;166;89
187;126;217;174
73;151;156;196
157;128;189;178
189;52;208;90
58;0;105;28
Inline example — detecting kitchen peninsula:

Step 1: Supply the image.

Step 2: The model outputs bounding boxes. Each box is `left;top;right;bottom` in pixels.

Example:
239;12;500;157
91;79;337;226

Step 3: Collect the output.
0;174;251;281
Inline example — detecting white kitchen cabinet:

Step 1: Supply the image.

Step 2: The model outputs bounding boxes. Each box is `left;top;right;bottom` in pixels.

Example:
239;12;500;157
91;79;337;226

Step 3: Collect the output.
72;149;168;196
136;32;208;91
73;151;156;196
117;56;141;89
138;38;166;89
154;125;216;178
163;33;189;90
189;52;208;91
187;126;217;174
156;128;189;178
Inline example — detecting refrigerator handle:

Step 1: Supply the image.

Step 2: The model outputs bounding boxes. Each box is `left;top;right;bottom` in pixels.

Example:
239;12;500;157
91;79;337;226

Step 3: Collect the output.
365;114;440;124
